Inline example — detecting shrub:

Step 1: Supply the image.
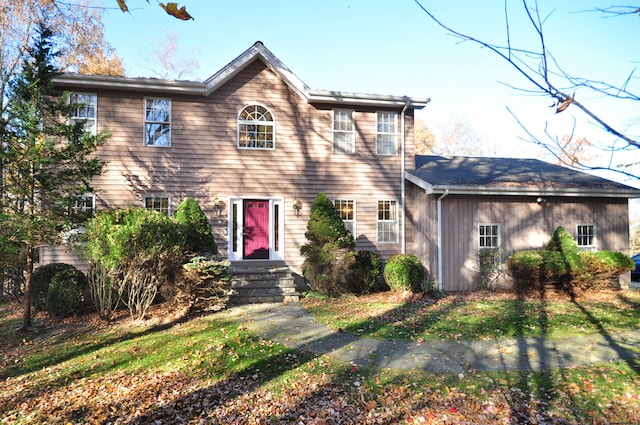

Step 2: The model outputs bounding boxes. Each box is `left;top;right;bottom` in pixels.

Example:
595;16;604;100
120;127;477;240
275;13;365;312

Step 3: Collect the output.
347;250;383;295
300;193;356;297
174;197;217;255
87;262;119;320
577;250;634;290
32;263;87;317
507;227;634;293
169;256;231;312
383;254;425;293
46;268;88;318
84;207;185;319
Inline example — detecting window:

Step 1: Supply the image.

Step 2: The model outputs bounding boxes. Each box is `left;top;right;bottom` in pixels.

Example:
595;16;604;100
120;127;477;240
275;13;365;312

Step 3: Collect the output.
144;98;171;146
333;109;355;154
478;224;500;249
334;199;355;236
69;93;97;135
376;112;397;155
377;200;398;243
71;194;95;213
577;224;596;250
144;196;170;215
238;105;275;149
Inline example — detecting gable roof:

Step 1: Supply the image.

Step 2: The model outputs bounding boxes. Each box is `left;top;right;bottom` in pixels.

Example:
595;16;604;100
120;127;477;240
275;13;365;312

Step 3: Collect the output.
406;155;640;198
53;41;430;109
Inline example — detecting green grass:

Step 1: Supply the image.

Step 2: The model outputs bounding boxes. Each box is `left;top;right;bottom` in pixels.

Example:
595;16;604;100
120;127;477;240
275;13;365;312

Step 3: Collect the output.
1;295;639;424
302;290;640;341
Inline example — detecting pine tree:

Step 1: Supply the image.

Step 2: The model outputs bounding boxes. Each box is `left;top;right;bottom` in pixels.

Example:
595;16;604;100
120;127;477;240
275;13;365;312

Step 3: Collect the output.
0;23;107;330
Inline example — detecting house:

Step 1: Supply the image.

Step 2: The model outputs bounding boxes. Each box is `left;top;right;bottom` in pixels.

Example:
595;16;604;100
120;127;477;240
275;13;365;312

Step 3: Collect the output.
406;155;640;291
43;41;639;296
43;41;429;299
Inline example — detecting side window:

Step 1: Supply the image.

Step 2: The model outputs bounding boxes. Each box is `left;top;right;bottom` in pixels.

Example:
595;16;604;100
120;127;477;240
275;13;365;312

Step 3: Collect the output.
333;109;355;154
69;93;97;135
376;111;397;155
238;104;275;149
334;199;355;236
478;224;500;250
144;196;170;216
144;98;171;146
577;224;596;251
377;200;398;243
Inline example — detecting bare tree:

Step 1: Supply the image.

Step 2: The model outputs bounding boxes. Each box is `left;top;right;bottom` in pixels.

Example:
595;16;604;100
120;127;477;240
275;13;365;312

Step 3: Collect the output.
413;0;640;179
139;31;201;80
415;117;490;157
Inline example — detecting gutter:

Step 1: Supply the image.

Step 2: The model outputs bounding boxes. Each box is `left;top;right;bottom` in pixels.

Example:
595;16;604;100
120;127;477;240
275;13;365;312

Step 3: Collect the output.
437;189;449;291
400;101;410;254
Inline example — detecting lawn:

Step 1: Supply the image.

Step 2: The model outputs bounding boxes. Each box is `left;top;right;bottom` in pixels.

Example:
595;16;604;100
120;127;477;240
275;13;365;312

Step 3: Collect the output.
1;290;639;424
301;289;640;341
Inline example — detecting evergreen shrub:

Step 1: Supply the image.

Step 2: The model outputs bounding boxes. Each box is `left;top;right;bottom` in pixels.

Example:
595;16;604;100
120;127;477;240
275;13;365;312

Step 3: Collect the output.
383;254;425;293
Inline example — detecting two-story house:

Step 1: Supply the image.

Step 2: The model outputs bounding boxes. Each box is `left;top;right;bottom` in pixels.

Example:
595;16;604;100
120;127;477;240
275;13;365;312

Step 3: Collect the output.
45;41;429;299
45;41;639;296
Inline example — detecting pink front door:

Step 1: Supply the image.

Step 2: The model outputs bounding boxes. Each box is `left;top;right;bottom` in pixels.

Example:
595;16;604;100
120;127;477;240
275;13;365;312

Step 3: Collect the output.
243;200;270;259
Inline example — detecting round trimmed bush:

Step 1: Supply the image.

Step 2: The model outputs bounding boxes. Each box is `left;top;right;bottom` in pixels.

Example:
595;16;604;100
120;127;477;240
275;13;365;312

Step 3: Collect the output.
32;263;88;317
383;254;425;292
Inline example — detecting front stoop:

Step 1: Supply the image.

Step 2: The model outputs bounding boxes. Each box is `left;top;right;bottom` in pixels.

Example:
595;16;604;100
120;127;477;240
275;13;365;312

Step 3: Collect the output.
229;262;300;304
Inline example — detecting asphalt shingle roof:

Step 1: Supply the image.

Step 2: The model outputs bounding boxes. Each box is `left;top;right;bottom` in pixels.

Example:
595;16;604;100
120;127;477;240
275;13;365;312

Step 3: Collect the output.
408;155;640;195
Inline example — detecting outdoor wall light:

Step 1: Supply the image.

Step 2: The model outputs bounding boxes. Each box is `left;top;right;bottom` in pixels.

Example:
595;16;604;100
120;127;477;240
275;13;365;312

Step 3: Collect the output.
213;197;225;215
536;197;547;205
292;198;302;215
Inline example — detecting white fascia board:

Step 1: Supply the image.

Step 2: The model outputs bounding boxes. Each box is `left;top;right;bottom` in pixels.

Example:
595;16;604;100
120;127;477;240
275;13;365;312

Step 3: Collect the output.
308;90;431;108
203;42;310;100
53;74;206;95
429;185;640;198
405;172;434;194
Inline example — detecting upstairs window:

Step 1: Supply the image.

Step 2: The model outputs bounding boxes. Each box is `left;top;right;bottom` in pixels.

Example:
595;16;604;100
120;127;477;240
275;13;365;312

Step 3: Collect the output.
333;109;355;154
577;224;596;251
377;200;398;243
376;111;397;155
144;98;171;146
144;196;170;216
238;105;275;149
69;93;97;135
334;199;355;236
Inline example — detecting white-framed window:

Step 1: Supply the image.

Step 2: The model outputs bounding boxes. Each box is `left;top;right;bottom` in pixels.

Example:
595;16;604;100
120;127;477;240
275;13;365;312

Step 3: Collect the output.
478;224;500;249
376;111;397;155
238;104;275;149
144;196;170;216
577;224;596;251
333;109;355;154
144;98;171;146
377;200;398;243
334;199;355;236
69;93;97;135
71;194;96;213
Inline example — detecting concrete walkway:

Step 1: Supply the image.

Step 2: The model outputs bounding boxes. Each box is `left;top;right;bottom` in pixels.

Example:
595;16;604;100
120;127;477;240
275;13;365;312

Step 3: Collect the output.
225;303;640;373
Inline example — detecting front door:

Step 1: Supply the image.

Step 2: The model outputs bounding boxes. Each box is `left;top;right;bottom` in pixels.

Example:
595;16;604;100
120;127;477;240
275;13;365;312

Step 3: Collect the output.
243;199;270;259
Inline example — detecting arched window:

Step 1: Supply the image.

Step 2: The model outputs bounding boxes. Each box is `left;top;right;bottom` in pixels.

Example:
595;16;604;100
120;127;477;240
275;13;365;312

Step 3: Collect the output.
237;104;275;149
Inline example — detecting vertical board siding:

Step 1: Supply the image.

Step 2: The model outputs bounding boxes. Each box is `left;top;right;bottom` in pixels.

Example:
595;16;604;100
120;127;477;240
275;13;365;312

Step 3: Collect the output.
412;192;630;292
53;60;417;274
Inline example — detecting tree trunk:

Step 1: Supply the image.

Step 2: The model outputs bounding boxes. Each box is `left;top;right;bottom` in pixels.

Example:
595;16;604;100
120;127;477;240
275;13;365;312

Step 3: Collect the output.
20;247;34;331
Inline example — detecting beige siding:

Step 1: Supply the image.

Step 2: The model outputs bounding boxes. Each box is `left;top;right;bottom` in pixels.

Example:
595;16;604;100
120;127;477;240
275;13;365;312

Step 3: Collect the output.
53;60;417;274
39;246;89;273
411;190;630;291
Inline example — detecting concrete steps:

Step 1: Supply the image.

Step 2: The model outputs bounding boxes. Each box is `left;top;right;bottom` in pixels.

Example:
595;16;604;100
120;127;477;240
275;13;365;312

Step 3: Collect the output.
229;262;300;304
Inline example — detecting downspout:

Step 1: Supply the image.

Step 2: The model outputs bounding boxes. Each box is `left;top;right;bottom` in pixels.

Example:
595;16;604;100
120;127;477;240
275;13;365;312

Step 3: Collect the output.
437;189;450;291
400;101;410;254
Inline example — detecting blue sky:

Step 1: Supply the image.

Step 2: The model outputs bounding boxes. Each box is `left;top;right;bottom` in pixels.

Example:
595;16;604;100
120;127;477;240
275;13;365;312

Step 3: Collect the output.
102;0;639;185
